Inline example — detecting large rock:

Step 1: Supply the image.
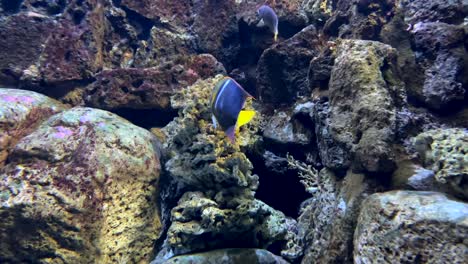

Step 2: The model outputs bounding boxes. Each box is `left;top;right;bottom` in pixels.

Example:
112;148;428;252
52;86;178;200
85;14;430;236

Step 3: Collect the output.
401;0;467;25
0;107;162;263
257;25;320;105
0;89;67;166
160;248;289;264
412;128;468;199
0;14;55;85
85;55;225;110
325;39;404;173
354;191;468;263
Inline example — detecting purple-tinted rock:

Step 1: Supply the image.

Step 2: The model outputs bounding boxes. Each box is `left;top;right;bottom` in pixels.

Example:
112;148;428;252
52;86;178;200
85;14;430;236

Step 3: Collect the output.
0;14;54;85
401;0;466;25
412;22;465;56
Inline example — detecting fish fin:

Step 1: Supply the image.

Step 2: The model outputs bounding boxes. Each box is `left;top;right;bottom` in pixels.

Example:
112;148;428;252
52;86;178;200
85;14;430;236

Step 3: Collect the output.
274;32;278;42
212;115;218;129
225;126;236;144
237;110;256;129
257;19;264;27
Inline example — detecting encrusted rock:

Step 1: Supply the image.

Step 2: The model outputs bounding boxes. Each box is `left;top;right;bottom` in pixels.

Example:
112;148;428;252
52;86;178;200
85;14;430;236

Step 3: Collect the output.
164;192;288;256
326;39;404;173
298;169;371;264
401;0;466;25
0;107;162;263
412;128;468;199
263;110;314;146
354;191;468;263
0;89;67;166
85;55;225;111
159;248;289;264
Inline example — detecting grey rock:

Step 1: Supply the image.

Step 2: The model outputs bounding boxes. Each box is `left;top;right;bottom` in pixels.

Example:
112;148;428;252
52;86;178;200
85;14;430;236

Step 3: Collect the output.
354;191;468;264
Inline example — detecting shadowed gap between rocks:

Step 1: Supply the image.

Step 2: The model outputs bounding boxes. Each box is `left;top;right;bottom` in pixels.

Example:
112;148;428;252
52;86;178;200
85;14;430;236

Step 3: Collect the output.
112;108;178;129
1;0;23;14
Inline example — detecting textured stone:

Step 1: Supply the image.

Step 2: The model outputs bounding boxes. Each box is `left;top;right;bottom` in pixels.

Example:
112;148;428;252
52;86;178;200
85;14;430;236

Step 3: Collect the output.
401;0;466;25
412;128;468;199
85;54;225;110
0;107;162;263
326;39;404;173
160;248;289;264
0;14;55;85
263;110;313;146
354;191;468;264
411;22;465;56
121;0;193;27
0;89;67;166
257;25;320;105
298;169;370;264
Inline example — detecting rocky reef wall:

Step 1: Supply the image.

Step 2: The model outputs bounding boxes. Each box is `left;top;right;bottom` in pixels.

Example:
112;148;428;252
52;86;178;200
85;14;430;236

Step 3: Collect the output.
0;0;467;263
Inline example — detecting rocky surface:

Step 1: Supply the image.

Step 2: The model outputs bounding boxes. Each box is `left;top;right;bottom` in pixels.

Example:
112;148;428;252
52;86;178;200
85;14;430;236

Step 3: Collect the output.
160;248;289;264
412;128;468;199
354;191;468;263
325;39;404;173
0;106;162;263
0;0;467;263
0;89;67;166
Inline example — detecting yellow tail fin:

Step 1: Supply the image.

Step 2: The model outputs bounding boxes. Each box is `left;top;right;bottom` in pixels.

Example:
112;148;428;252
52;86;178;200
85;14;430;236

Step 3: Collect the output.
274;32;278;42
237;110;256;129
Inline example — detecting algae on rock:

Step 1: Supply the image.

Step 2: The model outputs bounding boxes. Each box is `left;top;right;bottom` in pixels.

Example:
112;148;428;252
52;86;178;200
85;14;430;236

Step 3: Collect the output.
157;75;292;260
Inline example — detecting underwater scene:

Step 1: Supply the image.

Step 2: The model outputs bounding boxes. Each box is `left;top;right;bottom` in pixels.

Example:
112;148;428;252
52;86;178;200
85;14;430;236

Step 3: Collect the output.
0;0;467;263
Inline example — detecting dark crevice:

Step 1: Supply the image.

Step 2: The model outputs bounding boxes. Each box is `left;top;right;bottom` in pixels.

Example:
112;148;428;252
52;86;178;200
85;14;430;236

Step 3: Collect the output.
120;5;154;40
1;0;23;14
112;108;178;129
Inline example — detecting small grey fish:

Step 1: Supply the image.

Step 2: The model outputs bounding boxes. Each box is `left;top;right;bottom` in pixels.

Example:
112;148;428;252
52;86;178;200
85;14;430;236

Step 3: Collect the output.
257;5;279;41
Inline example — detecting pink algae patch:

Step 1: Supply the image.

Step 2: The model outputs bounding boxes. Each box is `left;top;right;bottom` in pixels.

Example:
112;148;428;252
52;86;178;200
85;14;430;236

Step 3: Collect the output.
54;126;74;139
2;95;36;104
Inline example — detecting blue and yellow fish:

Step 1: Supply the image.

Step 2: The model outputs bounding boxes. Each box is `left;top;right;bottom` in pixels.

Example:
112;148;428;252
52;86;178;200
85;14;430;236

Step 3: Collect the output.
257;5;279;41
211;77;256;143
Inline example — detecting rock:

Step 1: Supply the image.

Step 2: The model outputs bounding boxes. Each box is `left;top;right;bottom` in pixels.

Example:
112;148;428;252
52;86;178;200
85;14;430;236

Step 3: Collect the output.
411;22;465;56
121;0;193;27
263;109;314;146
162;75;259;191
298;169;371;264
163;192;289;257
159;248;289;264
0;107;162;263
422;52;465;110
412;128;468;199
401;0;466;25
0;14;55;85
312;101;352;171
354;191;468;263
323;0;397;40
85;54;225;110
0;89;67;166
257;25;320;105
326;39;405;173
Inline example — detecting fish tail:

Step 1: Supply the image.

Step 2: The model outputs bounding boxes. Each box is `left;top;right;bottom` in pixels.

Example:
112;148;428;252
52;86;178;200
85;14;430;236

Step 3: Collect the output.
274;32;278;42
225;126;236;144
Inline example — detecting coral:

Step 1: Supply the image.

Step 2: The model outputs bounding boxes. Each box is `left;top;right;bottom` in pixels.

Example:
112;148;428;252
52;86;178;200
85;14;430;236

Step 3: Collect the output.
0;106;162;263
412;128;468;199
354;191;468;263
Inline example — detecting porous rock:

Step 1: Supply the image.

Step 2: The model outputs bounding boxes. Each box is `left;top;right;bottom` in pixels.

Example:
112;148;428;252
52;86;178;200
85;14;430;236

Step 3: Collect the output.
401;0;467;25
412;128;468;199
85;55;225;110
354;191;468;263
0;107;162;263
0;89;67;166
326;39;404;173
160;248;289;264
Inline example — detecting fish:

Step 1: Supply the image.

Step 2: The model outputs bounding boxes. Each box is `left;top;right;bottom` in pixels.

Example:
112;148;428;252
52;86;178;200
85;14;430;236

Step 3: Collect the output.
211;77;256;143
257;5;279;41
